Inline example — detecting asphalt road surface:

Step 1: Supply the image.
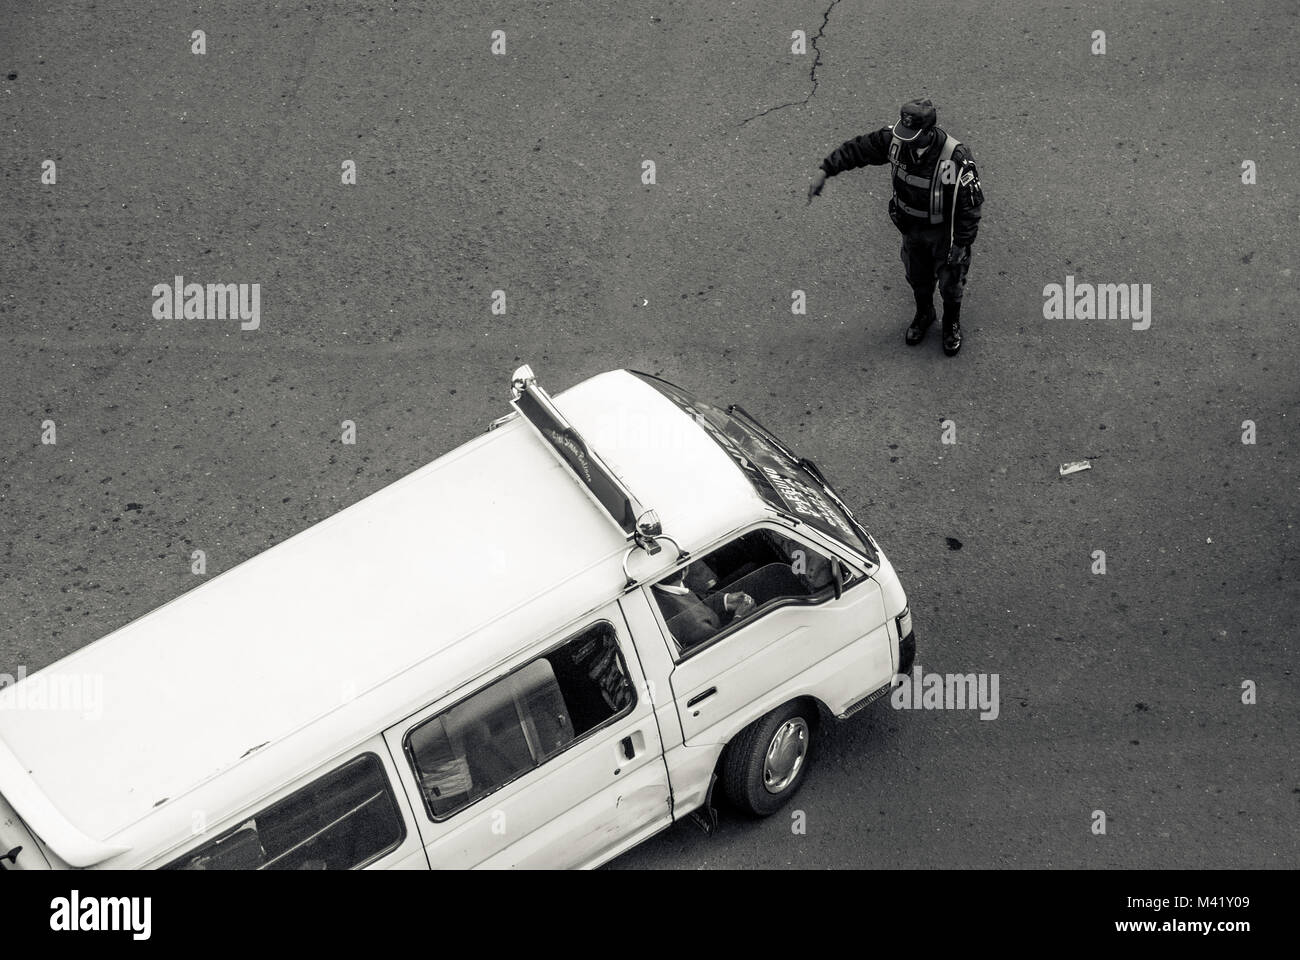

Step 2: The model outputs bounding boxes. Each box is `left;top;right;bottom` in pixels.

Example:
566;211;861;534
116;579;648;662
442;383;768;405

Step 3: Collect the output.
1;1;1296;869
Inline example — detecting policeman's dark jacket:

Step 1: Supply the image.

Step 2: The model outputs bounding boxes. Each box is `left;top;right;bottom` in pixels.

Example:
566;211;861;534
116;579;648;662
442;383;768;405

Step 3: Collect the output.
820;126;984;245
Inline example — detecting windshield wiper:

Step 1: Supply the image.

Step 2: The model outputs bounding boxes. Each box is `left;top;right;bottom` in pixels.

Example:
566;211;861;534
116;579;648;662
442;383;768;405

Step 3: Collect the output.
798;456;879;565
727;402;878;565
726;403;801;463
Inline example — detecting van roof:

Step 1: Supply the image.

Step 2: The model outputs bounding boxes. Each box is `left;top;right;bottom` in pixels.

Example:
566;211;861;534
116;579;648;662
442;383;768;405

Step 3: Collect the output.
0;369;767;865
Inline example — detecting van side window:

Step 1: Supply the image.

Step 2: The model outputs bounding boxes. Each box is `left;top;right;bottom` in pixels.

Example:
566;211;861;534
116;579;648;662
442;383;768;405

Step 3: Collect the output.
406;621;635;820
162;753;405;870
652;529;840;654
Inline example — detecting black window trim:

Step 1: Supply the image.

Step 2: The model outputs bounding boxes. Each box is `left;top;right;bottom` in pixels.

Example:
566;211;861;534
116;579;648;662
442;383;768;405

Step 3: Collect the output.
159;751;408;871
649;522;863;665
402;618;639;824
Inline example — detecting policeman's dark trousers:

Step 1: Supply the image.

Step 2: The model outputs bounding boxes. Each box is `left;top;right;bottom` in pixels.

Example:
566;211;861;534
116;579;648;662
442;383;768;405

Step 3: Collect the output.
900;224;971;305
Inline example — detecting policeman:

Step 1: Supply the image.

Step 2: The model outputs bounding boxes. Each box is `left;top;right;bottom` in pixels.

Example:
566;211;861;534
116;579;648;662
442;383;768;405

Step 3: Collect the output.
808;98;984;355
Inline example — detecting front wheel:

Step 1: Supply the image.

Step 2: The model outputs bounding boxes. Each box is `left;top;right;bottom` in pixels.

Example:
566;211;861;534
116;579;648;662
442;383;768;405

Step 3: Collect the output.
721;702;814;816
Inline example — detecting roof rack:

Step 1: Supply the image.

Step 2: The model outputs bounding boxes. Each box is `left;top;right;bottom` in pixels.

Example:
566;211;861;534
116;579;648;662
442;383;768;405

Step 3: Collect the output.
507;365;686;585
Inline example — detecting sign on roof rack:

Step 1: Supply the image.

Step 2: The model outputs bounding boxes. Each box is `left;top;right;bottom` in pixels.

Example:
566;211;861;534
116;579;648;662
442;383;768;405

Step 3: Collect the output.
508;366;667;559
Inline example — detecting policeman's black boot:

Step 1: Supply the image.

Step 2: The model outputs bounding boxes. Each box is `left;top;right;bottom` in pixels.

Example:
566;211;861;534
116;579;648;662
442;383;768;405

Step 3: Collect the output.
942;300;962;356
906;290;936;346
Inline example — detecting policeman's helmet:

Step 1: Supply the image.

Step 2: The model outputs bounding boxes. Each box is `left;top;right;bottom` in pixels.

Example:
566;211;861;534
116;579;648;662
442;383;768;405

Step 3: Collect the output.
893;98;937;142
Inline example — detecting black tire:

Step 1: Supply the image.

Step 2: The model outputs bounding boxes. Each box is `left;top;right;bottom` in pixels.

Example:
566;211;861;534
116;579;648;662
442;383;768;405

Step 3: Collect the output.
721;702;814;817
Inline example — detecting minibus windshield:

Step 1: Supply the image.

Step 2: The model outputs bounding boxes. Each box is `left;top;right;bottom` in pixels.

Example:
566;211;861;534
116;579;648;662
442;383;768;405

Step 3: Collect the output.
631;372;877;564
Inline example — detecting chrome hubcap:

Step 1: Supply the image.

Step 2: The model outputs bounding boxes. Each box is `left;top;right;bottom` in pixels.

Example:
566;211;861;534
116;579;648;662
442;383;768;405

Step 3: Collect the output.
762;718;808;794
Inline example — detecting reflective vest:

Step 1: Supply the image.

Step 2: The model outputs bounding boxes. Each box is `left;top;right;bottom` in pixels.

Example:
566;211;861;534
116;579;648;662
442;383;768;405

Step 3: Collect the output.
888;132;959;225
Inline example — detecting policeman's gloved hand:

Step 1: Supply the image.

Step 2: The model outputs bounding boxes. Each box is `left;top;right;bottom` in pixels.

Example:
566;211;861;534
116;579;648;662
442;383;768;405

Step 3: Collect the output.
946;244;968;265
807;170;827;204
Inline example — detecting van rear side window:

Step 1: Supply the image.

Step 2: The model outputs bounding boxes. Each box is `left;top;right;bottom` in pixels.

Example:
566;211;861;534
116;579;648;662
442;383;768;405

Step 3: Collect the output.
406;621;634;820
162;753;405;870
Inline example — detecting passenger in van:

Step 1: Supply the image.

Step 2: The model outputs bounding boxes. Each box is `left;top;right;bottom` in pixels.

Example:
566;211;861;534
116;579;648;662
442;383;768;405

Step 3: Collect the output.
652;567;755;650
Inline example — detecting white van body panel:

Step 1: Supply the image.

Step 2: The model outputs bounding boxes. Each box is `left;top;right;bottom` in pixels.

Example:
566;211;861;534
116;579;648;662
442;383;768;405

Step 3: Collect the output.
616;524;897;821
380;604;672;870
664;577;889;745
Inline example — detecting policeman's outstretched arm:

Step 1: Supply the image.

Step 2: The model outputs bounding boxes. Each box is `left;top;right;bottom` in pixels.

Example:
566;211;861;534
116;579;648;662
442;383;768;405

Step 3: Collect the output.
809;128;893;204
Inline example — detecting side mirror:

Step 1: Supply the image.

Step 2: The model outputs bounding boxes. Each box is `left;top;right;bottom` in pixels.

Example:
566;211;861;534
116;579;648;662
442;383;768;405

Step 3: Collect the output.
830;558;844;599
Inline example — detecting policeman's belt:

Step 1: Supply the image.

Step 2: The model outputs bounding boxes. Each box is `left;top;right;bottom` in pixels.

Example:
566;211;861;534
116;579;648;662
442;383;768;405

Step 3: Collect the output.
893;198;933;219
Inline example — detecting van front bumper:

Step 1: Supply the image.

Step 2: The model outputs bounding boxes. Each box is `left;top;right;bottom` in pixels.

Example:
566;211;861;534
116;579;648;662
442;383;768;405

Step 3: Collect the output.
898;630;917;678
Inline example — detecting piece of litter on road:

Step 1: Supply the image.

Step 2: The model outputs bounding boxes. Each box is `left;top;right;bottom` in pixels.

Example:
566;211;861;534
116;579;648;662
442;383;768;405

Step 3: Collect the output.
1059;460;1091;476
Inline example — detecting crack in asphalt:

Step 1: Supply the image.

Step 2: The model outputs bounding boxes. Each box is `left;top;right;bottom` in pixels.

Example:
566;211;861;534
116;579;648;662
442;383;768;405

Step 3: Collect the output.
740;0;842;125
